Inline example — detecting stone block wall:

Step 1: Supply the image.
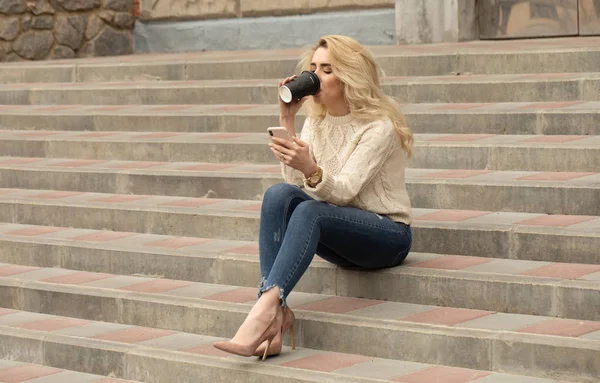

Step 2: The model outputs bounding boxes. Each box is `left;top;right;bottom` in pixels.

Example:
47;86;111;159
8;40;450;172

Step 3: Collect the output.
140;0;394;22
0;0;135;62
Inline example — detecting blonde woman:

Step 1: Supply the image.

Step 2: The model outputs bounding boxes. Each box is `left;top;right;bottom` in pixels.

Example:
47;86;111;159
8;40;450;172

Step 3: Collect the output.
214;35;413;359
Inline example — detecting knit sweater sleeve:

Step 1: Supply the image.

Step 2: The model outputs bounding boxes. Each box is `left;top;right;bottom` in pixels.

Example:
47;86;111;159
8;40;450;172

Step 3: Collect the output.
281;117;313;186
305;119;395;205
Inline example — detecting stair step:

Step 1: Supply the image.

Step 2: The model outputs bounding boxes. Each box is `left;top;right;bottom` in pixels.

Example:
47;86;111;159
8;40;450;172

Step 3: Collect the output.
0;309;583;383
0;37;599;83
1;74;598;105
0;223;598;320
0;157;598;215
0;359;140;383
0;269;598;381
1;102;598;136
0;188;597;264
1;131;599;172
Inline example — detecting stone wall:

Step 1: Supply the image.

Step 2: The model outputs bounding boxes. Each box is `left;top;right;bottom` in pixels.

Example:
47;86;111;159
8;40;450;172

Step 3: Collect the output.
395;0;478;44
0;0;135;62
140;0;394;22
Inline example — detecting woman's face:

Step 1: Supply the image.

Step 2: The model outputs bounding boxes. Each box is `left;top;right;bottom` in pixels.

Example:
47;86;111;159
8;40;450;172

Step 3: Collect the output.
310;47;344;106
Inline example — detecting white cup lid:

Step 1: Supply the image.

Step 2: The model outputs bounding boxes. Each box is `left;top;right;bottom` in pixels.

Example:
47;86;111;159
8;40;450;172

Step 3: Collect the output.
279;86;292;103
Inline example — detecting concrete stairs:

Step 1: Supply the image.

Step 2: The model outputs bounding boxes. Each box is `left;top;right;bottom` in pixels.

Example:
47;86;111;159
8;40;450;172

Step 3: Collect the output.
0;37;599;383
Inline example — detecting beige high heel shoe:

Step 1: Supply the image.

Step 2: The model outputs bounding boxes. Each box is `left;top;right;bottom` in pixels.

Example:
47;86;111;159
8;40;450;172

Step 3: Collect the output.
213;310;281;361
253;307;296;357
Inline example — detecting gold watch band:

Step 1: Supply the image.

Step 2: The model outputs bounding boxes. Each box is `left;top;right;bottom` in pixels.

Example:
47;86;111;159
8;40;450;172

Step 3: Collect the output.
305;166;323;187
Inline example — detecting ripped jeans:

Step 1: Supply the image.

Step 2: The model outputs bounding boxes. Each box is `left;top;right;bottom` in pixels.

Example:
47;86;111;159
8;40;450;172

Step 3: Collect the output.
258;183;412;306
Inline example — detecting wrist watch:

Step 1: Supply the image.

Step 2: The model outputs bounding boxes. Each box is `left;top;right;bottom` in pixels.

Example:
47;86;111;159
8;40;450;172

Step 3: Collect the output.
305;166;323;187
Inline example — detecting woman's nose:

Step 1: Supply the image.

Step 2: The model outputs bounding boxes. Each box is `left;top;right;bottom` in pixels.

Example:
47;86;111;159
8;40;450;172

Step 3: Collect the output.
314;71;324;83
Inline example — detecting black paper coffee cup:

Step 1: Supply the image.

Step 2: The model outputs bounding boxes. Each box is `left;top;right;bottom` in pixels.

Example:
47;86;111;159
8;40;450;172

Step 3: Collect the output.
279;71;321;104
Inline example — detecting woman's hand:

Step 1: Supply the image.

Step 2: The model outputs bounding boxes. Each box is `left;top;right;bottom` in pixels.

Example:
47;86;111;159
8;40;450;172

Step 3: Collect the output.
270;136;318;177
279;76;309;119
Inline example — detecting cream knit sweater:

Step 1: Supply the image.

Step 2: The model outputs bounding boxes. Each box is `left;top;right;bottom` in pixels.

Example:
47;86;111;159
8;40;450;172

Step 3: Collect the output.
282;113;413;225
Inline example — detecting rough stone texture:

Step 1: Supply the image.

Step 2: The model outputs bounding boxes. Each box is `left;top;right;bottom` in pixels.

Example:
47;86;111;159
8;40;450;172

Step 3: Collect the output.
85;14;103;39
51;44;75;58
31;15;55;29
0;0;26;15
77;41;92;57
50;0;100;11
98;9;114;23
91;25;132;56
103;0;133;12
395;0;478;44
240;0;394;17
55;15;87;50
135;8;396;53
21;14;33;30
26;0;56;15
5;52;22;61
0;0;134;61
113;12;135;29
139;0;237;21
12;30;54;59
0;17;20;41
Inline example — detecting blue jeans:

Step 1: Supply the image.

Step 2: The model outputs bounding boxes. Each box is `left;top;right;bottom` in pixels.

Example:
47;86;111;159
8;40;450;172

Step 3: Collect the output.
258;183;412;306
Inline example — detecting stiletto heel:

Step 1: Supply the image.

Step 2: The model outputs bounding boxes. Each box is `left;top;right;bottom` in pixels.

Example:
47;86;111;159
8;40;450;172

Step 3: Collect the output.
262;338;272;361
289;323;296;350
253;307;296;357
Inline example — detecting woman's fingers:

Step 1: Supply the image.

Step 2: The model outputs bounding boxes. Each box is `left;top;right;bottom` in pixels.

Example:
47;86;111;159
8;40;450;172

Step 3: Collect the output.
292;137;308;147
271;137;295;149
270;142;293;156
282;75;297;85
270;146;283;159
270;147;291;163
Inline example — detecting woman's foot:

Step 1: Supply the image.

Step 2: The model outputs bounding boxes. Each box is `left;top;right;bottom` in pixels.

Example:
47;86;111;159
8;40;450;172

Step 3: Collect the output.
213;287;283;360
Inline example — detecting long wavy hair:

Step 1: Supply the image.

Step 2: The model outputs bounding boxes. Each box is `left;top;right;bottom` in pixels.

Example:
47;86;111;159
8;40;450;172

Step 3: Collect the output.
297;35;414;157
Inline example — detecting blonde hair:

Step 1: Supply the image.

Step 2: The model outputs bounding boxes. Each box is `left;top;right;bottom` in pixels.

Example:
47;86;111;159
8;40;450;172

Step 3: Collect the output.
297;35;414;157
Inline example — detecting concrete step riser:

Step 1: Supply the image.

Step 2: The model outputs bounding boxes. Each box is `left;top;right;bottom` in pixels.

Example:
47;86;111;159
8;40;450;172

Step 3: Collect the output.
1;283;597;382
1;112;599;136
0;201;596;264
409;183;599;216
413;146;600;172
3;140;600;173
1;240;597;321
0;329;364;383
0;168;597;215
1;80;598;106
384;80;598;104
0;141;277;167
2;51;600;84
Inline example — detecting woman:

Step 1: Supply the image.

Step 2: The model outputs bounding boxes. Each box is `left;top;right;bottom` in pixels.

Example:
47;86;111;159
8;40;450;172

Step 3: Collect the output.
214;35;413;359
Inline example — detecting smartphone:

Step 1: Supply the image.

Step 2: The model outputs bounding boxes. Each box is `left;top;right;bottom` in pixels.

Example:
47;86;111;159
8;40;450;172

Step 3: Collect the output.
267;127;292;141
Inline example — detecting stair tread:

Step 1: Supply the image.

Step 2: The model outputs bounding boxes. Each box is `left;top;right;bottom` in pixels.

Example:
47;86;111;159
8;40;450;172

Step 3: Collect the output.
0;186;598;227
1;222;599;283
0;35;597;65
1;266;600;340
0;309;580;383
1;72;599;89
1;102;600;115
0;358;140;383
0;156;599;186
2;130;600;147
